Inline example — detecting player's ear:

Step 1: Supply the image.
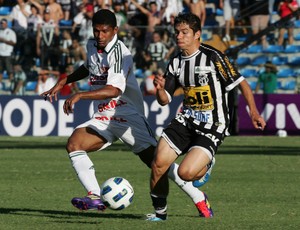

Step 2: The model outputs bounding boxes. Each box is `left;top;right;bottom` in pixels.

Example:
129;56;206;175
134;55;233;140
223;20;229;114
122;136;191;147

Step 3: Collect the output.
195;30;201;41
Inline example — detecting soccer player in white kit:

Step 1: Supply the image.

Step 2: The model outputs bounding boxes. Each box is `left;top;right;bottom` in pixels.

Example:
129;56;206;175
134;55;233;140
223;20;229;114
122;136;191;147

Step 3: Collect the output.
41;9;213;215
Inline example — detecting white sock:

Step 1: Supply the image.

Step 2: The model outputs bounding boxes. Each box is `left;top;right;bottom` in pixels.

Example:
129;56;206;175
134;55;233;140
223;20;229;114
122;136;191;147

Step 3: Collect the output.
69;151;101;196
168;163;205;203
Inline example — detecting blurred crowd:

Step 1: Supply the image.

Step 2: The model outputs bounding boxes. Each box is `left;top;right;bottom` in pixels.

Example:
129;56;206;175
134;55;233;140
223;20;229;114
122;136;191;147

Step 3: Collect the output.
0;0;299;96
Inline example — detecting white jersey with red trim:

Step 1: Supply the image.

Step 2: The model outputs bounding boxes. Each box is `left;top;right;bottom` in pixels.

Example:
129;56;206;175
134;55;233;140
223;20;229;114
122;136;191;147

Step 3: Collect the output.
84;34;145;118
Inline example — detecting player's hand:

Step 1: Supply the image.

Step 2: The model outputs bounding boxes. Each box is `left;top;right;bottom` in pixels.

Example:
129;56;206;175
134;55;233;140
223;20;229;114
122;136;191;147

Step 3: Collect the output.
251;113;266;131
41;81;64;103
153;70;165;90
63;94;80;115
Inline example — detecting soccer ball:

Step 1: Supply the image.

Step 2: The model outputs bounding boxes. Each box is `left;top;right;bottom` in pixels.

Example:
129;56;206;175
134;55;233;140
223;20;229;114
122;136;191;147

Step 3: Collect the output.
101;177;134;210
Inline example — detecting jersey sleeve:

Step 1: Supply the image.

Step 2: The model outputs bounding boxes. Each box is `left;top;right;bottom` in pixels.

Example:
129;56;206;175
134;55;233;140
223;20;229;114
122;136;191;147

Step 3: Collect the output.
163;58;181;96
212;51;244;92
106;44;132;93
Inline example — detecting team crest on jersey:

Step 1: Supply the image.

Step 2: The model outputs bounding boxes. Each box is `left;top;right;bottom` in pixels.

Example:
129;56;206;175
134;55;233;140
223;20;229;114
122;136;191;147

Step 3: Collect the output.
198;75;209;86
195;66;210;86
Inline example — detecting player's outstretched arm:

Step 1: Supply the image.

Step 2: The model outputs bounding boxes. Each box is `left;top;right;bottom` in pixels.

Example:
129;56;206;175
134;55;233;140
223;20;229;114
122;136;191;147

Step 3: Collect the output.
239;80;266;130
41;64;89;103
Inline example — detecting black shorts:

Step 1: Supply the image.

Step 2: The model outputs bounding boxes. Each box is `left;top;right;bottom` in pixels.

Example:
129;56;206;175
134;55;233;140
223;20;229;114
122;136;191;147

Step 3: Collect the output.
162;114;225;157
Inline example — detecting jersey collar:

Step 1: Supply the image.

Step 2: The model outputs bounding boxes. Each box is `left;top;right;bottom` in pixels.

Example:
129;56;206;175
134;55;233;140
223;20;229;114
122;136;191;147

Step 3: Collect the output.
103;34;118;54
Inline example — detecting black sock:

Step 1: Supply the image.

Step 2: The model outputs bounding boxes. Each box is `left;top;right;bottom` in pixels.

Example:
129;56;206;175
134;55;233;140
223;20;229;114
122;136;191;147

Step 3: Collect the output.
151;194;167;220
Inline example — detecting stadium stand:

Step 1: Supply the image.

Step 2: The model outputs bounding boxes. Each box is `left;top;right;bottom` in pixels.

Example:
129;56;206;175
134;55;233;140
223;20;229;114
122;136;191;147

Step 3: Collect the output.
277;68;295;78
236;56;251;66
0;6;11;16
247;45;263;53
262;45;284;53
240;68;258;78
284;45;300;53
25;81;37;93
288;56;300;66
271;56;288;66
251;55;269;66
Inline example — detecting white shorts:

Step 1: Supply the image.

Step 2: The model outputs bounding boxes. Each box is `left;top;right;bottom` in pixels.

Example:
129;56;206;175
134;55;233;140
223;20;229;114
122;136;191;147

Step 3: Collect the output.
76;113;157;154
224;0;240;21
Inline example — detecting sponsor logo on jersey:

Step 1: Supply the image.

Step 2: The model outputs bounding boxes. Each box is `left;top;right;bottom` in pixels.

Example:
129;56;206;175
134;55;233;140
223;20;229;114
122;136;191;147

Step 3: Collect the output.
95;116;127;123
184;108;211;123
224;57;238;78
215;61;228;80
97;100;127;112
90;74;108;85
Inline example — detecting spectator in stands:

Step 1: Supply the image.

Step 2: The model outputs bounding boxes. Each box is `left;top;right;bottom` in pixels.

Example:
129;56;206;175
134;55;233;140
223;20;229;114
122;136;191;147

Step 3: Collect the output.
72;3;94;48
277;0;299;46
0;18;17;86
20;1;43;73
10;0;31;61
28;0;44;14
94;0;113;11
248;0;270;48
141;68;164;96
124;0;146;20
11;63;27;95
68;36;87;70
58;63;79;96
57;0;72;20
269;0;276;23
36;8;60;68
113;1;127;27
162;0;184;24
59;29;72;68
44;0;64;23
27;2;43;41
255;61;278;94
130;0;166;46
219;0;240;42
183;0;206;27
161;14;178;59
35;67;59;94
144;30;168;72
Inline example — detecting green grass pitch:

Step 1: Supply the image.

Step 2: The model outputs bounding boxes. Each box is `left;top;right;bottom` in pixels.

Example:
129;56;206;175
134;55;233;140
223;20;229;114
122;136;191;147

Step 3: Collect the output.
0;136;299;230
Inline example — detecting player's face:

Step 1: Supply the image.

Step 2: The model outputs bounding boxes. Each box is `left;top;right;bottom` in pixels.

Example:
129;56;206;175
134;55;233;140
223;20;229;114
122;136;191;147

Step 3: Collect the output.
174;23;200;50
93;24;118;50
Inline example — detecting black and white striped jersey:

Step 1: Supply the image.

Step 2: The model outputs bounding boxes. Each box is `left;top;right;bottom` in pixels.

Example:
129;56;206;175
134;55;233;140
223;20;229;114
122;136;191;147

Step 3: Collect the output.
163;43;244;134
147;41;168;62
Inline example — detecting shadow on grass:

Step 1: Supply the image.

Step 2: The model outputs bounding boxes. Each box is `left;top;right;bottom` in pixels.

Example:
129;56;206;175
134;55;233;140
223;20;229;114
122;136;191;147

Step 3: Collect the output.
219;145;300;155
0;207;143;220
0;141;127;151
1;139;299;155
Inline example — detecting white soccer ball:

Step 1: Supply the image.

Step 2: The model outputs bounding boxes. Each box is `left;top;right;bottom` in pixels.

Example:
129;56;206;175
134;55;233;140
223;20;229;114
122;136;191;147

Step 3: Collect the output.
101;177;134;210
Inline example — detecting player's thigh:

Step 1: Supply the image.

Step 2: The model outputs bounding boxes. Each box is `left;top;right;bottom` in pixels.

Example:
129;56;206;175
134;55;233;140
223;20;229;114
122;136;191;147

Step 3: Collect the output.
178;147;211;180
67;127;107;152
153;137;178;170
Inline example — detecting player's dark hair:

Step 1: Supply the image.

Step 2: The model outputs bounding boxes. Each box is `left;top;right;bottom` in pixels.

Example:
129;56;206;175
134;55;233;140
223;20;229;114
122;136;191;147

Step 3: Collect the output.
174;12;202;33
92;9;117;28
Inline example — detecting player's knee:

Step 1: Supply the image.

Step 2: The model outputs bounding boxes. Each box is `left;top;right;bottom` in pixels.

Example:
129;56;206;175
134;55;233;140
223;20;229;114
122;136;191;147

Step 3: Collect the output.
177;167;194;181
66;139;80;153
152;160;169;176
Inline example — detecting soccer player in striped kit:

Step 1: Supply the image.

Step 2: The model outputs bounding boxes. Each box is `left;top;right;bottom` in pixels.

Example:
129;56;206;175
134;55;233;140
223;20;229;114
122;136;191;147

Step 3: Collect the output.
148;12;266;220
41;9;215;216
